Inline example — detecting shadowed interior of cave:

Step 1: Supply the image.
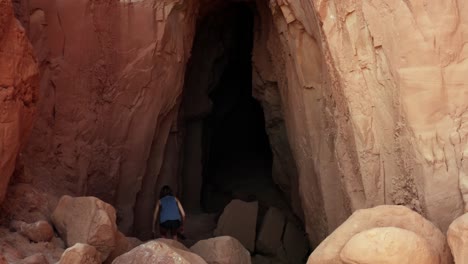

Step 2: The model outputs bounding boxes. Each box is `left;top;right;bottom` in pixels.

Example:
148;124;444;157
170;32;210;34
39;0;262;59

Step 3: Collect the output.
181;3;288;213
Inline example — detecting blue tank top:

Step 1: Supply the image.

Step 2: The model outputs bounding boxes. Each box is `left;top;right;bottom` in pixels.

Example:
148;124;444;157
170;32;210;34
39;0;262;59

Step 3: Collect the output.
159;196;181;223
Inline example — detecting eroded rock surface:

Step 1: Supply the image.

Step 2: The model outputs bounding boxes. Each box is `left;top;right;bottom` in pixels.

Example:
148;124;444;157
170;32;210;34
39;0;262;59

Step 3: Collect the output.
58;243;101;264
51;196;117;261
104;232;142;264
18;253;49;264
307;205;452;264
11;220;54;242
0;0;39;204
256;207;285;255
214;200;258;252
340;227;437;264
447;213;468;263
112;240;207;264
190;236;251;264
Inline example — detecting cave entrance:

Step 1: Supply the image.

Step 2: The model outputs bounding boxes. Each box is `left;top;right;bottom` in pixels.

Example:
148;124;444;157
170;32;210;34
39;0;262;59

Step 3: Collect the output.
181;2;286;213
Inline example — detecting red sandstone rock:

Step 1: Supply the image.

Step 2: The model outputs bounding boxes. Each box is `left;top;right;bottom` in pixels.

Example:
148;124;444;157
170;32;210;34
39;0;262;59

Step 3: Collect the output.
190;236;251;264
307;205;452;264
58;244;101;264
18;253;49;264
157;238;190;251
340;227;437;264
283;221;308;263
256;207;285;255
0;0;39;205
0;226;64;263
214;200;258;252
104;232;142;264
4;0;467;256
447;213;468;264
112;240;207;264
11;220;54;242
51;195;117;261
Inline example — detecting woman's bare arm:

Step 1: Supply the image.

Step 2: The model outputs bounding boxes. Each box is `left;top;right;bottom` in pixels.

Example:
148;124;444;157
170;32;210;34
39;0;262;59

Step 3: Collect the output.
152;201;160;232
176;198;186;223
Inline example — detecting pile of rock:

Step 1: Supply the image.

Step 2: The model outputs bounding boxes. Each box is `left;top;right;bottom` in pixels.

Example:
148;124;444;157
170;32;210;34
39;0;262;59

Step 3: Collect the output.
2;195;254;264
10;194;468;264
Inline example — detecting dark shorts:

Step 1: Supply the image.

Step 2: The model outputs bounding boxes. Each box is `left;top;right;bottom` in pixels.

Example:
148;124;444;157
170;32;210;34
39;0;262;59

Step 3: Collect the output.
159;220;181;236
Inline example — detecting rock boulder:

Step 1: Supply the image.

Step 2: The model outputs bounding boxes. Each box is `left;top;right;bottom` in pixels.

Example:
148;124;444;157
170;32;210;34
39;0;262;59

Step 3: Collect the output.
256;207;285;255
190;236;251;264
447;213;468;263
51;195;117;261
11;220;54;242
214;200;258;251
112;240;207;264
340;227;437;264
307;205;452;264
58;244;101;264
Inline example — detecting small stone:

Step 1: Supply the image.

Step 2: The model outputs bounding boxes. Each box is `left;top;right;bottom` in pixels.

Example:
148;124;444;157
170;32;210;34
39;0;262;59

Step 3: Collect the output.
11;220;54;242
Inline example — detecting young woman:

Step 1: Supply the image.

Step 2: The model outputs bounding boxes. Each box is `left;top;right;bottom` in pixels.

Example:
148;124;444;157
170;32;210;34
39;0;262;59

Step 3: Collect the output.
152;185;186;240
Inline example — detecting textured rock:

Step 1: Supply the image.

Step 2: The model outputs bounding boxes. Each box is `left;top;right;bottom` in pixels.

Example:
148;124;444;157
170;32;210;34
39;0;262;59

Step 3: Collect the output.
447;213;468;264
7;0;467;252
307;205;452;264
18;253;49;264
190;236;251;264
214;200;258;251
104;232;142;264
157;238;189;251
51;195;117;261
21;0;198;237
310;0;468;236
340;227;437;264
253;0;468;245
112;240;207;264
0;0;39;204
0;227;64;264
282;221;308;263
256;207;285;255
11;220;54;242
58;244;101;264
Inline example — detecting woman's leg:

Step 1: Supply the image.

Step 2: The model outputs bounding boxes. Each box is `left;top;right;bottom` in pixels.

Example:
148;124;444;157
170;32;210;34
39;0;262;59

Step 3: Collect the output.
160;225;168;238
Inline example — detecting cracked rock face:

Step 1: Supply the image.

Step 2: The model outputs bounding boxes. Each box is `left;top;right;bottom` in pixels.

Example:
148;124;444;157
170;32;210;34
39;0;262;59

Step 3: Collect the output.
0;0;39;204
3;0;467;251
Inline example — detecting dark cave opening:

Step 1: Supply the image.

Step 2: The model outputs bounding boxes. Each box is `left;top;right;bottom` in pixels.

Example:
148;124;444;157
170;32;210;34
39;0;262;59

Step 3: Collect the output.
181;2;285;213
199;5;274;213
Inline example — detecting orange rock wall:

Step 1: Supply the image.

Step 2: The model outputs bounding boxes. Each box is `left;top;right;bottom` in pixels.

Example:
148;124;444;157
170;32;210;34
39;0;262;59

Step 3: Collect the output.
4;0;468;244
0;0;39;203
21;0;198;233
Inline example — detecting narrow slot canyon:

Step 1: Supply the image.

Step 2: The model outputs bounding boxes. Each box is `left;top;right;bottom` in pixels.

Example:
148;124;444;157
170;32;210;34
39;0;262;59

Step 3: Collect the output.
1;0;467;263
179;3;308;261
181;3;282;213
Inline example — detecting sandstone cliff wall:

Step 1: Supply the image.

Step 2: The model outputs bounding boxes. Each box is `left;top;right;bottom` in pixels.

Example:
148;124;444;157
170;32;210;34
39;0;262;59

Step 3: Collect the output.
21;0;198;233
0;0;39;204
4;0;467;245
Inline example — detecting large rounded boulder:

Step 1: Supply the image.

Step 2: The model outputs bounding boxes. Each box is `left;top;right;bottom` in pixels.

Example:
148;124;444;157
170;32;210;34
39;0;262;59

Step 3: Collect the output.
340;227;437;264
58;243;101;264
307;205;452;264
190;236;251;264
112;240;207;264
51;195;117;261
447;213;468;263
